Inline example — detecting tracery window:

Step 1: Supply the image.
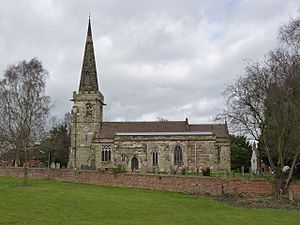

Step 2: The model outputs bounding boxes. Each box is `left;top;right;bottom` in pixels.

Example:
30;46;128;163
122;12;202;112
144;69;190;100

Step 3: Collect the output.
101;145;111;162
85;103;93;118
174;145;183;165
152;151;158;166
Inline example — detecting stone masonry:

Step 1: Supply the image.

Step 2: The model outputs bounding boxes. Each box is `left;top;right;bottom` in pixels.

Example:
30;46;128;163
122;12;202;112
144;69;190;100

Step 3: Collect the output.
68;18;231;173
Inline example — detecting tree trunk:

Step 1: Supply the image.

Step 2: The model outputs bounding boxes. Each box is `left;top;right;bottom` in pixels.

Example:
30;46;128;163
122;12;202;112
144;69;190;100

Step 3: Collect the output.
23;145;28;186
274;170;287;200
275;178;283;199
15;151;19;167
15;145;20;167
285;150;300;190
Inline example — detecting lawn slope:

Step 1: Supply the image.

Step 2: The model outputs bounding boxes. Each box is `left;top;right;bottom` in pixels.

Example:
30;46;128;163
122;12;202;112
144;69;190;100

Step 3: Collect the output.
0;177;298;225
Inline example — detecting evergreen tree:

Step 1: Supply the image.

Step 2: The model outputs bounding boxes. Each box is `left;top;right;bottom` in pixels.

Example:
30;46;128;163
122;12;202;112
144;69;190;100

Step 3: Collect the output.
230;135;252;172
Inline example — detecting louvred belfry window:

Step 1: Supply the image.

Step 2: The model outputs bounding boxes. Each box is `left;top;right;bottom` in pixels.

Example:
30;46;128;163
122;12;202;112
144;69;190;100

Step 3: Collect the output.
85;103;93;118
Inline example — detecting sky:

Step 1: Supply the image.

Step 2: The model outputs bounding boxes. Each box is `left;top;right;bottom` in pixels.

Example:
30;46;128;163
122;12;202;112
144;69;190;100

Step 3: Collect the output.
0;0;299;124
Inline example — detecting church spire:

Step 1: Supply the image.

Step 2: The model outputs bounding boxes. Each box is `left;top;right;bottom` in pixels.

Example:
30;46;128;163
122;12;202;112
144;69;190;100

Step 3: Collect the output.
79;16;99;92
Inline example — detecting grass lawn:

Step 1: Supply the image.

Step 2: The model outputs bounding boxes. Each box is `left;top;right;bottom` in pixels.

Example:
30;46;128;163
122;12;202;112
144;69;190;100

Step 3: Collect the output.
0;177;299;225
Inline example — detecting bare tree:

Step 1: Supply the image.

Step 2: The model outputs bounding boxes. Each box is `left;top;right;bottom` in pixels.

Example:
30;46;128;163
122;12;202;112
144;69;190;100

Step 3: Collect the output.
262;50;300;198
0;58;51;185
222;60;270;140
221;14;300;198
279;15;300;51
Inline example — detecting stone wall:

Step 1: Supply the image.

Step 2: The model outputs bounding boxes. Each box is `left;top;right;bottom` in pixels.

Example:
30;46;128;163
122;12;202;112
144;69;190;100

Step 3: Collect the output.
1;167;299;200
94;136;230;173
69;90;104;169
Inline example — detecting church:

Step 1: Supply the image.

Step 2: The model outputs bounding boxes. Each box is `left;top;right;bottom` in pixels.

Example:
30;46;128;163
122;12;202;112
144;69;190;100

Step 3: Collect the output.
68;19;231;173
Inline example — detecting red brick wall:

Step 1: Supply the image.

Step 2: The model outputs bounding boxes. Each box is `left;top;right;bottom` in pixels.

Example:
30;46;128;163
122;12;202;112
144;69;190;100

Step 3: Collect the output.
289;184;300;200
0;167;299;199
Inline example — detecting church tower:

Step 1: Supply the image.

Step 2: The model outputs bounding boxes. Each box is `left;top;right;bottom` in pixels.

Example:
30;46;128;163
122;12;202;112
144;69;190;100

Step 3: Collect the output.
69;17;104;169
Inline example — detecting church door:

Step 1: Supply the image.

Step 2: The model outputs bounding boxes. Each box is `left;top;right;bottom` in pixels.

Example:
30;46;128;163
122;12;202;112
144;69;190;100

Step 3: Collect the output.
131;157;138;172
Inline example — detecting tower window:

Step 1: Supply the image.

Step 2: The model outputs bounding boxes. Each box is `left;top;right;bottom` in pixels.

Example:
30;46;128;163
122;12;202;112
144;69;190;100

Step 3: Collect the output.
85;103;93;118
101;145;111;162
152;151;158;166
174;145;183;165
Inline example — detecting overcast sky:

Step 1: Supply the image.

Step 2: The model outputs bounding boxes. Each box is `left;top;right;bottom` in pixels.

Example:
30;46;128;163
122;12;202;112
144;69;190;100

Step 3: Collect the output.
0;0;299;124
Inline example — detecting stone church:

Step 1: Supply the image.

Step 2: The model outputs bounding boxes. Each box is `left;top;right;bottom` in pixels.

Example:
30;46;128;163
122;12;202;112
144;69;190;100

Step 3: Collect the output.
68;19;230;173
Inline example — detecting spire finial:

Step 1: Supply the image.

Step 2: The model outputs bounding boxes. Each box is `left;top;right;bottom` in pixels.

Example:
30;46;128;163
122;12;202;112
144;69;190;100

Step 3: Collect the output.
89;12;91;20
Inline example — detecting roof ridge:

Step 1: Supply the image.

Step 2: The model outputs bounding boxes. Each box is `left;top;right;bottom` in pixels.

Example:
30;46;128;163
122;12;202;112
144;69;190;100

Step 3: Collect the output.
103;121;186;123
189;123;227;126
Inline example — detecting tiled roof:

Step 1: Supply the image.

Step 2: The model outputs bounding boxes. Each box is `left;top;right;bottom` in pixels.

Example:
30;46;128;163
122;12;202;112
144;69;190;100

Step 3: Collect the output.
96;121;229;139
189;124;229;138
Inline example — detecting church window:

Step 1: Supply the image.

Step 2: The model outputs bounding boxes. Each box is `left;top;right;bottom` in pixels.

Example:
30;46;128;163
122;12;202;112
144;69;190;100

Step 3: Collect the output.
85;103;93;118
152;151;158;166
121;153;126;162
216;146;221;163
174;145;183;165
101;150;105;161
101;145;111;162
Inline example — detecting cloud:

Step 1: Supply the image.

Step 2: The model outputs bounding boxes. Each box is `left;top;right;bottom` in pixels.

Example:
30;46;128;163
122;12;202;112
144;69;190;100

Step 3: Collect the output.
0;0;299;124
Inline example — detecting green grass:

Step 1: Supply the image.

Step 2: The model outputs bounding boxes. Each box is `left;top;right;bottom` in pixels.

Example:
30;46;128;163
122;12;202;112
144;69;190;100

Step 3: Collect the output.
0;177;299;225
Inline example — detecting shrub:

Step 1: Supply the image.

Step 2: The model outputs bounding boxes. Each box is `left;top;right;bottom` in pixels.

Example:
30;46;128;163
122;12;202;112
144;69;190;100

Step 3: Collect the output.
202;168;211;176
112;165;126;174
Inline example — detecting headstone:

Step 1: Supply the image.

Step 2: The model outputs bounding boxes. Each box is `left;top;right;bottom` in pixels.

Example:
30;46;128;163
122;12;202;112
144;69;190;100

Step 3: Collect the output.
251;142;258;174
55;163;60;169
50;162;55;169
288;190;294;201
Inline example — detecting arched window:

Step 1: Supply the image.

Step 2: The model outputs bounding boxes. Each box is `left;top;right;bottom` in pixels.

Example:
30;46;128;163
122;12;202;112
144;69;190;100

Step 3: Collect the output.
85;103;93;118
216;146;221;163
121;153;126;162
152;151;158;166
131;157;138;171
174;145;183;165
101;145;111;162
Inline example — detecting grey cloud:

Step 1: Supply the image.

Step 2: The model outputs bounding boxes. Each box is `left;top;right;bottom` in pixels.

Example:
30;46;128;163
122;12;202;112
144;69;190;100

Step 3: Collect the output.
0;0;298;123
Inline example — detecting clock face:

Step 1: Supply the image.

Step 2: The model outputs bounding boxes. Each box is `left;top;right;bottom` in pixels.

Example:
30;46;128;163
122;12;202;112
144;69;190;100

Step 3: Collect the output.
82;126;89;133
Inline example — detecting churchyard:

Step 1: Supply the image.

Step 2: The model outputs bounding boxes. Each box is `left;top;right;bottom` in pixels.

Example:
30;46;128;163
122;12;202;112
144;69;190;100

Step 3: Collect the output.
0;176;299;225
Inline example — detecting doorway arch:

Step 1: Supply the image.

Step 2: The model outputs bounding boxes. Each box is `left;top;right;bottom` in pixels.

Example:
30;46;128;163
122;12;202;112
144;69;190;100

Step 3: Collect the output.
131;157;138;171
